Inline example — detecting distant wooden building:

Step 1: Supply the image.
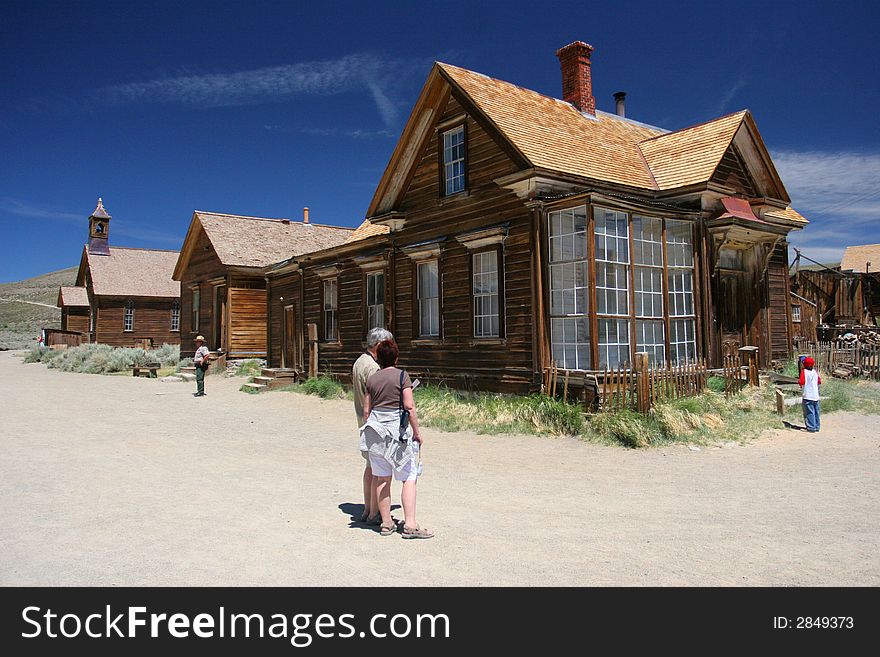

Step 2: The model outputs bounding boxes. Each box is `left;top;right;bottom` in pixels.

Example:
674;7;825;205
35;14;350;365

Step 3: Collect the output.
172;210;353;357
264;42;809;391
56;286;90;335
791;244;880;341
64;199;181;347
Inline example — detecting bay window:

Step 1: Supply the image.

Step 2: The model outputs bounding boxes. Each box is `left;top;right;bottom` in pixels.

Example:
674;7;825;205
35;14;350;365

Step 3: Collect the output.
547;205;698;370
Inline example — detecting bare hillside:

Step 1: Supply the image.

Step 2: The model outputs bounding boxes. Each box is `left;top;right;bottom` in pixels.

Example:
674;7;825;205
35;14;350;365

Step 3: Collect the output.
0;266;77;349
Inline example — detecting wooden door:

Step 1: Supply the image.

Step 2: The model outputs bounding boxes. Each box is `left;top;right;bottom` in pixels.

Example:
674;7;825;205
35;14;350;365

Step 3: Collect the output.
213;285;227;351
282;304;302;370
718;271;747;352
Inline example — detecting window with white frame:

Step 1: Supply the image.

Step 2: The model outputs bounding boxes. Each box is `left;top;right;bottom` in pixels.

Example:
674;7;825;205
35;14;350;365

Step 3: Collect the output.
191;287;200;332
595;208;630;367
472;250;500;338
417;260;440;337
171;299;180;331
666;219;696;362
365;271;385;329
792;305;802;323
123;299;134;332
632;215;665;364
548;206;590;370
323;278;338;341
442;126;466;195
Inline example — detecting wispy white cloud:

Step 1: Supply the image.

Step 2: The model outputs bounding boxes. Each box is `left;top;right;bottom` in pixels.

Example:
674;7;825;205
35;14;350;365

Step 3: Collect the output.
775;150;880;263
1;198;181;246
714;75;748;116
95;53;411;128
4;199;81;223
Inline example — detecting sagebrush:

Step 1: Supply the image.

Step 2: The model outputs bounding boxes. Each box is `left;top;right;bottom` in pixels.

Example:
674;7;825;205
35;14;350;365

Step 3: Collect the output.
21;343;180;374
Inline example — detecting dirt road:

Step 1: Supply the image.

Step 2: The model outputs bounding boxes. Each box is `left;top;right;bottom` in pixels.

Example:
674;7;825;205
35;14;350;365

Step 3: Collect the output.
0;351;877;586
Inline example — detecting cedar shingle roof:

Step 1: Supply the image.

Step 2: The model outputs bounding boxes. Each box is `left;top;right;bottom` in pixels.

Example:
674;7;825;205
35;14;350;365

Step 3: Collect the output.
86;247;180;298
195;211;355;268
57;286;89;307
764;206;809;225
438;64;777;195
439;63;665;190
345;219;390;244
638;111;747;190
840;244;880;273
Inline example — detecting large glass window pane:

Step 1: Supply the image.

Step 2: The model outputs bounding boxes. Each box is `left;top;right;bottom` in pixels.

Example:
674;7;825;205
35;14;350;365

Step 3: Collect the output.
598;318;630;369
635;319;665;364
669;318;696;363
548;206;590;369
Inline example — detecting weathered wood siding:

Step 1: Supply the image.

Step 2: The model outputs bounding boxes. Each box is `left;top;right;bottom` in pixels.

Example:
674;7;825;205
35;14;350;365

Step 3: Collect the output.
228;287;267;357
792;269;866;325
766;242;793;361
93;297;179;347
61;307;90;335
267;271;301;367
711;147;756;197
178;228;225;355
272;92;535;391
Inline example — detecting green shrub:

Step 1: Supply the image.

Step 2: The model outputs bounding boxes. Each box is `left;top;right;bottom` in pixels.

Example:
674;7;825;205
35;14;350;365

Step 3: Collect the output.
22;342;179;374
706;375;727;393
818;380;853;413
235;359;263;377
300;375;347;399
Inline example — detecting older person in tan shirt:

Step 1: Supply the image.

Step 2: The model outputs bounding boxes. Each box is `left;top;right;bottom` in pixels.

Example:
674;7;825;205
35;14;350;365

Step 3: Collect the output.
352;327;393;523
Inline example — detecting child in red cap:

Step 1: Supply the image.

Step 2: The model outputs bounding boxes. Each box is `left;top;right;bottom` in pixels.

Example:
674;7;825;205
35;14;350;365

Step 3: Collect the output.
799;356;821;432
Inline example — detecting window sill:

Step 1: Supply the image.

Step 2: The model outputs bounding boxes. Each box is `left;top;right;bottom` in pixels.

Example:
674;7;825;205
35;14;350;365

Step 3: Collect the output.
439;190;469;204
470;338;505;346
412;338;443;346
320;341;343;348
123;330;134;333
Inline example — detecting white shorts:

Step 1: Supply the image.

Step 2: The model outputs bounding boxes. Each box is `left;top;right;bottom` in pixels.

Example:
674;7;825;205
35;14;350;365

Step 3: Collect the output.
368;451;419;482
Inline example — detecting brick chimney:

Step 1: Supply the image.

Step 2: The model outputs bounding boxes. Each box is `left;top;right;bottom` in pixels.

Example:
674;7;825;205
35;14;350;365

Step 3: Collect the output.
556;41;596;115
303;207;309;224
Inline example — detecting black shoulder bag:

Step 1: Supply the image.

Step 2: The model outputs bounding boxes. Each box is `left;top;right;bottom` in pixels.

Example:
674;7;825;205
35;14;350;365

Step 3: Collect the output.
398;369;410;437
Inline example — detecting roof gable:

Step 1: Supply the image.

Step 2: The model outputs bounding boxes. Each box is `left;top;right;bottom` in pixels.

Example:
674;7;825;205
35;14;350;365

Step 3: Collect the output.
841;244;880;273
84;247;180;298
174;211;355;278
57;286;89;308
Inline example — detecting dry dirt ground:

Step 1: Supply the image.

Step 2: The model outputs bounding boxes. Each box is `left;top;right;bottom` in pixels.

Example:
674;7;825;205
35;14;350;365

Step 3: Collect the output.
1;351;878;586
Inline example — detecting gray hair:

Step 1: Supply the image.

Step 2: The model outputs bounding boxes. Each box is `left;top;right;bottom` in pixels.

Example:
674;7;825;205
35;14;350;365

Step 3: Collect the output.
365;327;394;348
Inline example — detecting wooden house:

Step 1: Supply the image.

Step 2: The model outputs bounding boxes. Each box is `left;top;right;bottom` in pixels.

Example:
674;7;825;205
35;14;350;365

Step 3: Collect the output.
56;286;90;335
68;199;181;347
172;210;353;357
265;41;809;391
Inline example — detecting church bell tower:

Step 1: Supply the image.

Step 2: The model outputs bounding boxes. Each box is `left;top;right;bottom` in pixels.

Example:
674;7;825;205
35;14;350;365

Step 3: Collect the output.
88;197;111;255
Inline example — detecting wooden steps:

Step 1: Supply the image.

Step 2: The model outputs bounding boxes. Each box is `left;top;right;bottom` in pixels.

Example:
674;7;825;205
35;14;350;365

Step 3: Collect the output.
241;368;299;393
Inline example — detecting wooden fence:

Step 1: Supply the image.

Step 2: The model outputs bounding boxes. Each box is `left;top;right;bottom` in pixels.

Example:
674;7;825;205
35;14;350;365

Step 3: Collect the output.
794;339;880;380
543;356;710;413
721;354;747;396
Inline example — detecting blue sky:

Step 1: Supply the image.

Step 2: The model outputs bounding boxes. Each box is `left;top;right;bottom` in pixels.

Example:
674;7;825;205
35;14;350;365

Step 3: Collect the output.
1;0;878;281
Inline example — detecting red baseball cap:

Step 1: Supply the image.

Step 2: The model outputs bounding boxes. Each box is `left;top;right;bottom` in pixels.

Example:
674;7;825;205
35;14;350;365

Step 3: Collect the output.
804;356;815;367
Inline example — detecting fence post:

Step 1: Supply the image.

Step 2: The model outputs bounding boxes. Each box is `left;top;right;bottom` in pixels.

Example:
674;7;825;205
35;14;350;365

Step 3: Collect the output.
307;323;318;378
634;352;650;413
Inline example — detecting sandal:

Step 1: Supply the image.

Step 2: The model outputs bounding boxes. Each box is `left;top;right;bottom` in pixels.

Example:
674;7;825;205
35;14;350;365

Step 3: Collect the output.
379;522;398;536
401;524;434;540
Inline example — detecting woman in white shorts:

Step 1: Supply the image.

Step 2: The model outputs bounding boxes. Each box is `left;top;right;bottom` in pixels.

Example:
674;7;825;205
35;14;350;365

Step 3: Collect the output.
360;339;433;539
